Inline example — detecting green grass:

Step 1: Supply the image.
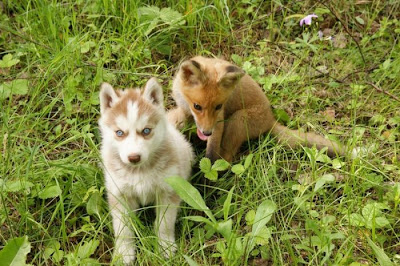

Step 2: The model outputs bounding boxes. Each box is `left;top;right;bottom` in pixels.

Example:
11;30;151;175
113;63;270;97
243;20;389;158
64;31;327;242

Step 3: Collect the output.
1;0;399;265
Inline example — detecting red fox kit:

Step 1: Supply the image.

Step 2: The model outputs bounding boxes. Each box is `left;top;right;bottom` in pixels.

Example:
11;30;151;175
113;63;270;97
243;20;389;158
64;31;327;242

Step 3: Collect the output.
168;56;346;162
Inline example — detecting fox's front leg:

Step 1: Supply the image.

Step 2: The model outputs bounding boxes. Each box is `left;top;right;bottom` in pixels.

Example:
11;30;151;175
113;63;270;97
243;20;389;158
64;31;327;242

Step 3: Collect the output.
167;106;190;130
220;107;270;162
108;194;138;264
155;193;181;257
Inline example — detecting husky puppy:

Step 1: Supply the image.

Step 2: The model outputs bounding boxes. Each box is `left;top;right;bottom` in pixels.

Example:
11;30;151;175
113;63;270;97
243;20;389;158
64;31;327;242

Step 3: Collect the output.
99;78;193;264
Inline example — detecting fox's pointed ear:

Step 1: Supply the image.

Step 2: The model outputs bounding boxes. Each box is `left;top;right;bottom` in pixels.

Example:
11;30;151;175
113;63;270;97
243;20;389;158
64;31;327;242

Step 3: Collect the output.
143;77;163;106
219;65;245;89
100;82;119;113
179;60;203;85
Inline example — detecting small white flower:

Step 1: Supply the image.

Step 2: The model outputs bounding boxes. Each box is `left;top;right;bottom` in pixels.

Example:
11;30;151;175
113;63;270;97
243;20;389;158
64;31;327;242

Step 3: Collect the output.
300;14;318;26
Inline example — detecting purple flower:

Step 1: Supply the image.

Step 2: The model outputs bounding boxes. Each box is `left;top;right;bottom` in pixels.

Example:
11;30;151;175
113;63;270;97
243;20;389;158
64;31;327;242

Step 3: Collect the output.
300;14;318;26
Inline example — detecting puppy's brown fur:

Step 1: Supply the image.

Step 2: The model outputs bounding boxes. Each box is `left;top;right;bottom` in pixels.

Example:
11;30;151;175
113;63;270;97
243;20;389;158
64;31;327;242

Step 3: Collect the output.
168;56;345;162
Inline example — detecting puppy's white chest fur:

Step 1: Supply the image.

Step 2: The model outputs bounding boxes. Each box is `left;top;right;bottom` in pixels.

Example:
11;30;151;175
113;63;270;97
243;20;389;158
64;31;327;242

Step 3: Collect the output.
105;165;176;206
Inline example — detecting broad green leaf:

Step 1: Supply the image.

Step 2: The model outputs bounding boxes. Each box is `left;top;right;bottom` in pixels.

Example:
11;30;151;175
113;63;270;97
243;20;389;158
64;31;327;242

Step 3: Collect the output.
77;239;99;259
367;237;394;266
249;200;276;250
314;7;330;15
244;154;254;169
2;180;34;192
330;232;345;240
211;159;230;171
374;216;390;228
355;16;365;25
314;174;335;192
316;153;331;163
0;79;29;100
204;170;218;181
138;6;160;20
0;54;20;68
245;210;255;225
165;176;215;222
362;202;389;228
0;236;31;266
80;40;95;54
38;185;62;199
86;191;102;217
254;226;272;245
231;54;242;65
382;59;391;70
199;157;212;173
159;7;185;25
321;215;336;225
305;219;320;234
332;158;344;169
231;164;245;175
183;255;199;266
137;6;161;35
44;241;63;263
52;249;64;263
280;234;297;241
349;213;365;227
215;219;233;239
223;186;235;221
303;147;316;162
44;246;55;259
246;200;276;255
353;126;366;140
310;235;323;248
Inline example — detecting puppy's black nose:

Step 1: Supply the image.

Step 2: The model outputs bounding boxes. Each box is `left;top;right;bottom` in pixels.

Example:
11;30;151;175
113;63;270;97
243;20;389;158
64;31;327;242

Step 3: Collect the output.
203;131;212;136
128;154;141;163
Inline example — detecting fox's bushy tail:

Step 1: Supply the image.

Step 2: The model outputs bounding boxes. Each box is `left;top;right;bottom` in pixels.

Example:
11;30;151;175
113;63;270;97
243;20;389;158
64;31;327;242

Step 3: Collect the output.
271;123;346;157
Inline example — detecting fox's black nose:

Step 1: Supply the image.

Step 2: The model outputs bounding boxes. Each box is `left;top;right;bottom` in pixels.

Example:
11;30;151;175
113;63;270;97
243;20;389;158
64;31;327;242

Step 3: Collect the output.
203;131;212;136
128;154;141;163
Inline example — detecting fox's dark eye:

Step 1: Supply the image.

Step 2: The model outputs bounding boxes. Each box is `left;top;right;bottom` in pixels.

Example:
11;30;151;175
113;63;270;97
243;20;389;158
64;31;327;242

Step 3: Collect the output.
142;128;152;136
116;130;124;137
193;103;202;111
215;104;223;110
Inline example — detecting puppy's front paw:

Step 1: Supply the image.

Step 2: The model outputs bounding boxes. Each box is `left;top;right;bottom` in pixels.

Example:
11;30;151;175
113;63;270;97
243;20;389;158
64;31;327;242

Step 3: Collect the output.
159;239;177;258
114;241;136;265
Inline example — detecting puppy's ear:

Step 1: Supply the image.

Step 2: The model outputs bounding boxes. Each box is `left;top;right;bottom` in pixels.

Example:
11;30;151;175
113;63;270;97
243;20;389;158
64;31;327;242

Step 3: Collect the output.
143;77;163;106
179;60;203;85
219;65;245;89
100;82;119;113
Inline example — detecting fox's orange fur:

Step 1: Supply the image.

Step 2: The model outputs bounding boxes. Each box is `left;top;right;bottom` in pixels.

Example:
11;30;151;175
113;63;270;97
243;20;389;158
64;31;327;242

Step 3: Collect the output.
168;56;346;162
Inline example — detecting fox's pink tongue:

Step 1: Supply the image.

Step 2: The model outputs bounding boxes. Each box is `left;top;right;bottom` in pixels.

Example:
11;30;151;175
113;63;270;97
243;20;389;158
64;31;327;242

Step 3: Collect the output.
197;128;209;141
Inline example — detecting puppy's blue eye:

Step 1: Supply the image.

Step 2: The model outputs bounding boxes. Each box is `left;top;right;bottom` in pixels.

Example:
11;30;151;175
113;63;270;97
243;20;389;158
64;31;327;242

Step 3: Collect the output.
116;130;124;137
142;128;151;136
